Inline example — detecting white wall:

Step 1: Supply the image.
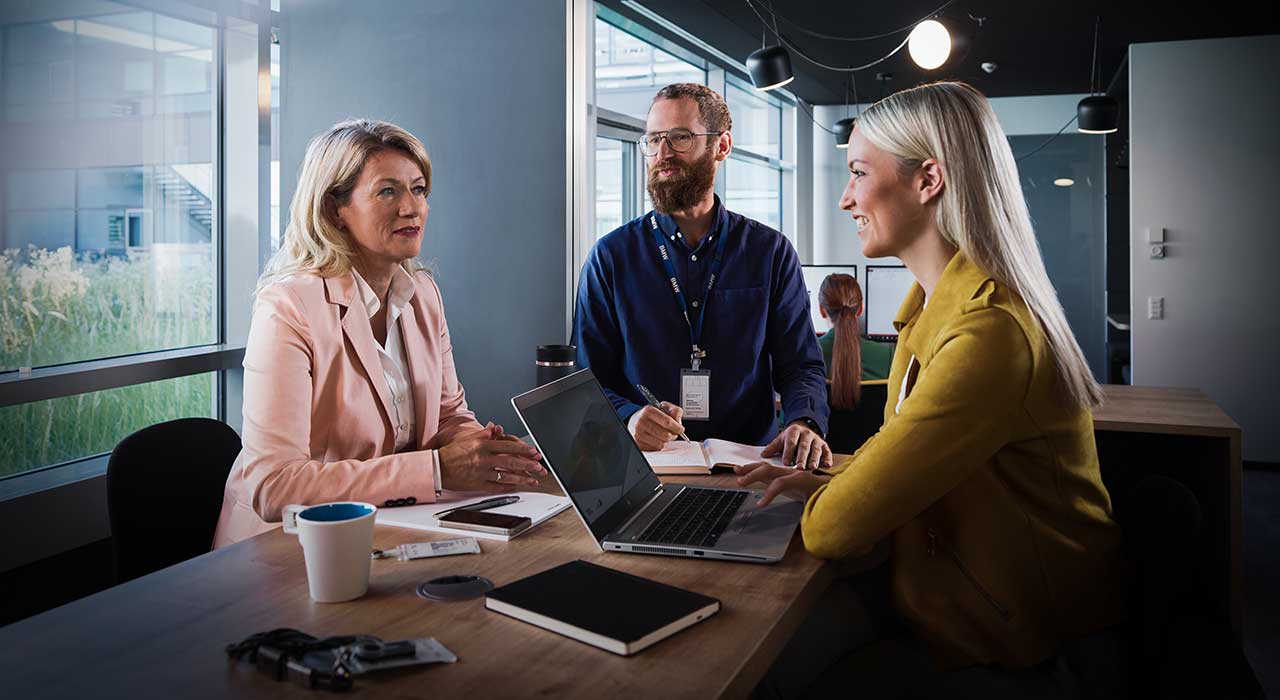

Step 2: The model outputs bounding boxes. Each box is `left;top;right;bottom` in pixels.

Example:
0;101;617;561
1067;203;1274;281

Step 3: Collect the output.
1130;35;1280;462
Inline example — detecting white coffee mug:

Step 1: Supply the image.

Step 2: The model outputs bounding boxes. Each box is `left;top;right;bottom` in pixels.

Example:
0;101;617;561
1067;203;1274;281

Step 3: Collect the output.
283;501;377;603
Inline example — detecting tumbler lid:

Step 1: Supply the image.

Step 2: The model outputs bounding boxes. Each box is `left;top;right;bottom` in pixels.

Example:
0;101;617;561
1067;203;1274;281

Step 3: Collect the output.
536;344;576;364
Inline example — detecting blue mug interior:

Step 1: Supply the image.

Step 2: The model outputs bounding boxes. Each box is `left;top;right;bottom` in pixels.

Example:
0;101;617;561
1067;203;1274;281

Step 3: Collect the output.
300;503;372;523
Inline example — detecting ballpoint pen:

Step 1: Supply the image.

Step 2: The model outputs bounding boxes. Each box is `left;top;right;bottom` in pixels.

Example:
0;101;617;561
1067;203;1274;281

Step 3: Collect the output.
432;495;521;519
634;383;693;443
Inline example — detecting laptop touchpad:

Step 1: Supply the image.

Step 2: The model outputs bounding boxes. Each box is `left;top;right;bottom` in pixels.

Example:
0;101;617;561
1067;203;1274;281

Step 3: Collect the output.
733;503;800;535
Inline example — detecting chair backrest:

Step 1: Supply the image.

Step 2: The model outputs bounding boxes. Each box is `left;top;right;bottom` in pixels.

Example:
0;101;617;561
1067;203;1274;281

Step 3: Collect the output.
106;417;241;582
825;382;889;455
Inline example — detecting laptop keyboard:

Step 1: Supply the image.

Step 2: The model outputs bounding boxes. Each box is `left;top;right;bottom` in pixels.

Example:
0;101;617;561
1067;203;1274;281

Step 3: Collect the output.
637;488;749;548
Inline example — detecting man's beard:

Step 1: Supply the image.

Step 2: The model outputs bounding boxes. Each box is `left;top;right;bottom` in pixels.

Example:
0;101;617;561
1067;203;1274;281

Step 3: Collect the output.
647;149;716;214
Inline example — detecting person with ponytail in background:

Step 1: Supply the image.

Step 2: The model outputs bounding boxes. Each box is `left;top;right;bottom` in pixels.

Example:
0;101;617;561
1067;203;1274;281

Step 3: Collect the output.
816;273;894;411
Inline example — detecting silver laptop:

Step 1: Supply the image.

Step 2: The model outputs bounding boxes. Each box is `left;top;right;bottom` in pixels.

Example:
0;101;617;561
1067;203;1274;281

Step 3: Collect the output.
512;368;802;564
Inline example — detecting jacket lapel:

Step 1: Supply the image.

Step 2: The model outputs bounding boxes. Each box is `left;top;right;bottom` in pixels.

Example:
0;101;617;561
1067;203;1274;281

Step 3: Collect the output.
401;294;432;450
325;275;396;434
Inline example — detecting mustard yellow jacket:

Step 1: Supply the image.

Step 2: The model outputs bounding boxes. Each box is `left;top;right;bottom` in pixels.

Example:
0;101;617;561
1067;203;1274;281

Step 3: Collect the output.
803;252;1125;668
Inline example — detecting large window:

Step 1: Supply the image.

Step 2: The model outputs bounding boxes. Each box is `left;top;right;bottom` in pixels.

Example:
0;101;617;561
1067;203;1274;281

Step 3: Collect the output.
0;1;274;488
723;75;786;233
594;17;705;121
726;79;781;160
725;156;782;231
0;373;215;477
595;137;625;238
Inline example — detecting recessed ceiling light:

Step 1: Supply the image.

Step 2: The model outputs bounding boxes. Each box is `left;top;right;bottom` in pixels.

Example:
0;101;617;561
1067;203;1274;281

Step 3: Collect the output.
1054;178;1075;187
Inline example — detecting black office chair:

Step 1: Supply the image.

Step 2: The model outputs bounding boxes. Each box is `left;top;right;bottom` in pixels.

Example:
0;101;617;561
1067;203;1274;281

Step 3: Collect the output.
106;417;241;583
825;382;889;455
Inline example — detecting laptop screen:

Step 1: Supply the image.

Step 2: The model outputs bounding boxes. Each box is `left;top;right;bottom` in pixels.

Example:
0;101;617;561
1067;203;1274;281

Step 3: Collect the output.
512;369;662;543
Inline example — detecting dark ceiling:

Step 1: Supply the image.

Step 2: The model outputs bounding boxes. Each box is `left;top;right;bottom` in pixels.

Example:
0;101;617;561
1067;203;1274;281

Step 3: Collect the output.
607;1;1280;104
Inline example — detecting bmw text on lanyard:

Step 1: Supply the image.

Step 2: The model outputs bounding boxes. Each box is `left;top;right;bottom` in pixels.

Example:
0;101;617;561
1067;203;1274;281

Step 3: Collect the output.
649;213;728;371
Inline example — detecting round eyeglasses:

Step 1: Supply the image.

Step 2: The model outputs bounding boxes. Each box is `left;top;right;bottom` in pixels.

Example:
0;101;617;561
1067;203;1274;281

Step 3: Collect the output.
638;128;722;157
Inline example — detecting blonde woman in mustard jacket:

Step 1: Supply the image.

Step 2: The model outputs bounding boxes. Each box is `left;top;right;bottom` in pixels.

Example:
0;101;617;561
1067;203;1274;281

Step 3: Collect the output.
740;83;1125;696
213;120;545;548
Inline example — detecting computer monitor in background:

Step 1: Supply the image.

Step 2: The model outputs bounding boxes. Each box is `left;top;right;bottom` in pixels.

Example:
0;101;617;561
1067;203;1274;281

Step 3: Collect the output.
865;265;915;341
800;265;857;334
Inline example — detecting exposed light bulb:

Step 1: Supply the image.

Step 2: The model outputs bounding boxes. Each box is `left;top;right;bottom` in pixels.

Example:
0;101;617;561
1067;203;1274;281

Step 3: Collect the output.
908;20;951;70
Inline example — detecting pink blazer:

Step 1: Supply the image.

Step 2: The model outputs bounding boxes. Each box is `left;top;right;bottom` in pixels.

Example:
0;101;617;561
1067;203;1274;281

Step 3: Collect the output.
213;270;482;548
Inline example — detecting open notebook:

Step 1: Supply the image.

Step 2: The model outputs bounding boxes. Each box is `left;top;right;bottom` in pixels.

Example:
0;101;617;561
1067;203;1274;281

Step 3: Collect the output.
642;439;787;475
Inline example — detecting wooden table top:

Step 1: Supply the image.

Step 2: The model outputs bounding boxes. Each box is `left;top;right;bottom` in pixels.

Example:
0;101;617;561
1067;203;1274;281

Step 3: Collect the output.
0;474;832;700
1093;384;1241;438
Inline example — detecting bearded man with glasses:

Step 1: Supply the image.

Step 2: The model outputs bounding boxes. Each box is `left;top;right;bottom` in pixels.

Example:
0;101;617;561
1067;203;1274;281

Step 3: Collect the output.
573;83;831;471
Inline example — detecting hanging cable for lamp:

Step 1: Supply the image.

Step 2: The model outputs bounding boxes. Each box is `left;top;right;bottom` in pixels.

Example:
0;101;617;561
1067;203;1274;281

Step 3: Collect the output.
745;0;950;73
1014;114;1078;162
758;0;959;43
798;99;837;136
746;0;911;73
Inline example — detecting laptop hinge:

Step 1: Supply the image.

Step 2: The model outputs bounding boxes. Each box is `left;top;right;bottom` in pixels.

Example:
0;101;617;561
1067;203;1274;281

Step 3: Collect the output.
616;483;674;536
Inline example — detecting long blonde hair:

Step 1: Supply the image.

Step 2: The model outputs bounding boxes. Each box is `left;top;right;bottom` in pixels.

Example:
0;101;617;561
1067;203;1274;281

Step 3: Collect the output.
857;81;1103;408
258;119;432;293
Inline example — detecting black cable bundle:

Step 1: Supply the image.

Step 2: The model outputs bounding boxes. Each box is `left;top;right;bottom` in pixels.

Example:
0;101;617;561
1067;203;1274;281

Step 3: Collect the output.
225;628;367;691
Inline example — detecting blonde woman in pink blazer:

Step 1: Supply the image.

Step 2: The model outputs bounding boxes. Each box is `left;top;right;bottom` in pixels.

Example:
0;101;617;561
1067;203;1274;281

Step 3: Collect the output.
213;119;545;548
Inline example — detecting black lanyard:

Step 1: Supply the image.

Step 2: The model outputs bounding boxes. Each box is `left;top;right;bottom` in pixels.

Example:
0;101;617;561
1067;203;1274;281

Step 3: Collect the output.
648;212;728;370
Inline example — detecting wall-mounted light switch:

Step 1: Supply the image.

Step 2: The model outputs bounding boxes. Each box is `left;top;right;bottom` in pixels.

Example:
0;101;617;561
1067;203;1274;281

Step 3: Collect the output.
1147;227;1165;243
1147;296;1164;320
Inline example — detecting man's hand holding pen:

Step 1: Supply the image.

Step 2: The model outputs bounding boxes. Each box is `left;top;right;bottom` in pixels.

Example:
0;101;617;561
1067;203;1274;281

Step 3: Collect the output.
629;401;687;451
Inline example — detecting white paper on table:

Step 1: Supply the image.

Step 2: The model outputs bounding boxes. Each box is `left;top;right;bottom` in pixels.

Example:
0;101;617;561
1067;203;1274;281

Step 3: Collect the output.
375;491;572;541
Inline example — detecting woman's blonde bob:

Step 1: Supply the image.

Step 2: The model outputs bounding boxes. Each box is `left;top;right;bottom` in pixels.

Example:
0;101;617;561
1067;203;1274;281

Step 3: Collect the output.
856;81;1103;409
258;119;432;292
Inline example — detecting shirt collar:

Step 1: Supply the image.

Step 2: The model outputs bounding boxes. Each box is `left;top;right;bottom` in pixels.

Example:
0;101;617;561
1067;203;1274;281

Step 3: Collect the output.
350;265;417;319
651;194;727;253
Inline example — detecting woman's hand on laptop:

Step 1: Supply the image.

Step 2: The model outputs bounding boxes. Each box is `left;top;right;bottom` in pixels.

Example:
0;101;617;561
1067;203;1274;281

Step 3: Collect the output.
628;402;685;451
733;463;830;508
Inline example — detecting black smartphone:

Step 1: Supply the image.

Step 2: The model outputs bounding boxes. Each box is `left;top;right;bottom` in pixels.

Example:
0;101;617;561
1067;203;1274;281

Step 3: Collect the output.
437;510;532;536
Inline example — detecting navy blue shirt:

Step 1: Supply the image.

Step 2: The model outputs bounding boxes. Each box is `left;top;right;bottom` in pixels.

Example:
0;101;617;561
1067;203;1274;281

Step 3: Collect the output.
573;196;828;445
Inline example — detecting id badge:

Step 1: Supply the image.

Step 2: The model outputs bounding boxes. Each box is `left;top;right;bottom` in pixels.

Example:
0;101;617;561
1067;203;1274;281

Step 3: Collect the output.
680;369;711;421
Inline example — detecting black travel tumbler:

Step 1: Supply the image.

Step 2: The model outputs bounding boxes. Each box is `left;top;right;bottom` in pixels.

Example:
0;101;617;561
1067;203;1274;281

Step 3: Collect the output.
535;345;577;388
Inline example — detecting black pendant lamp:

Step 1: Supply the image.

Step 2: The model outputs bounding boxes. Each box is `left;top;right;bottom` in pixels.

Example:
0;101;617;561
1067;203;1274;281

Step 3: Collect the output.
1077;95;1118;134
834;118;856;148
1076;17;1118;134
747;45;794;91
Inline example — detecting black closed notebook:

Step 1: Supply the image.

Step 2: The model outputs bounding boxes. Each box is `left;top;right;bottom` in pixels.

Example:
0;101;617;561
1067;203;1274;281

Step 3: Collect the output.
484;560;721;656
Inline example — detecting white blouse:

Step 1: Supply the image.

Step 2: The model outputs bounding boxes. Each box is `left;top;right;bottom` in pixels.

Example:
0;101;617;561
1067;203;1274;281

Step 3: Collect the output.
351;267;418;452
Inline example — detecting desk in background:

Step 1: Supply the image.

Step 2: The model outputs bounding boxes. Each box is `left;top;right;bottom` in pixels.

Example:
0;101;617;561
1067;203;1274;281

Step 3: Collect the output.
1092;384;1243;642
